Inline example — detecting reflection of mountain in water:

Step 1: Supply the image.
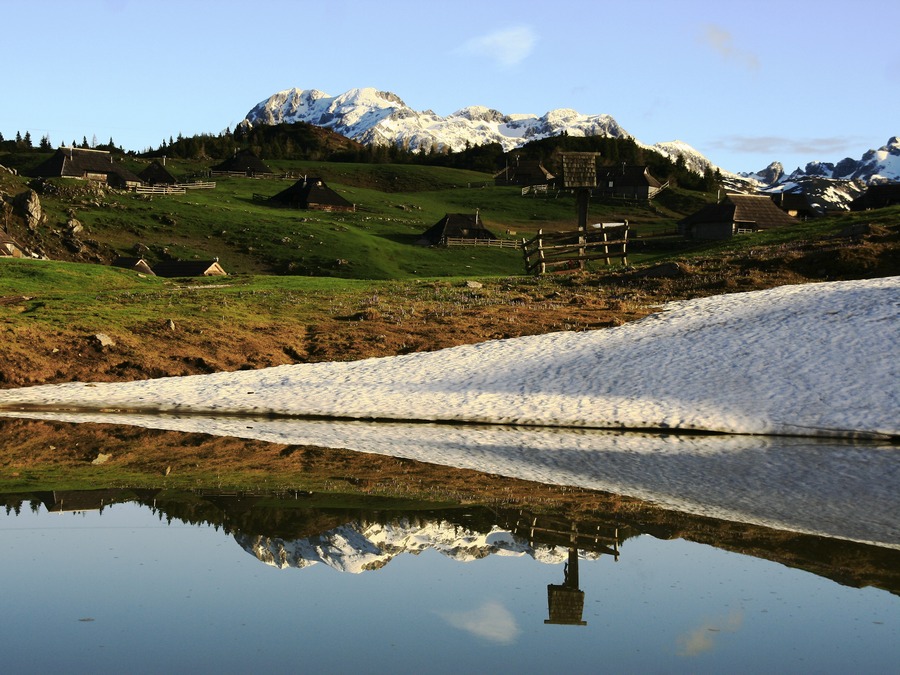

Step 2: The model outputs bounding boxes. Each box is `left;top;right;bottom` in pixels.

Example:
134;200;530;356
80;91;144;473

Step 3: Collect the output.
3;480;900;597
235;518;599;573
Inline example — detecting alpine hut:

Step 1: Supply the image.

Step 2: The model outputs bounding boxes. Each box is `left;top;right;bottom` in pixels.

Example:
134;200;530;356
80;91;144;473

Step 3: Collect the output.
0;230;25;258
678;194;797;240
211;150;272;177
595;164;666;201
112;257;156;275
417;212;498;246
31;147;143;189
849;183;900;211
138;160;178;186
268;176;355;212
152;259;227;278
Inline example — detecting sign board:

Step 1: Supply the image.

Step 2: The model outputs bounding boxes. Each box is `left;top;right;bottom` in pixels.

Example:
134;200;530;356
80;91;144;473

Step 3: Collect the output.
559;152;601;189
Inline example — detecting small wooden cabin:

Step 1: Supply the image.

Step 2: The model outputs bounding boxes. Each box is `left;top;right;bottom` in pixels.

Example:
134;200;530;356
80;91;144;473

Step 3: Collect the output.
679;194;797;240
152;259;227;278
0;230;25;257
268;177;355;212
849;183;900;211
417;212;498;246
211;150;272;177
31;147;143;189
112;256;156;275
594;165;665;201
138;160;178;186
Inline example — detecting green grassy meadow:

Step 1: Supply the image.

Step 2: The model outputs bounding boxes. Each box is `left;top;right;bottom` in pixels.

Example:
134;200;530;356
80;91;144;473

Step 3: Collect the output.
2;157;721;279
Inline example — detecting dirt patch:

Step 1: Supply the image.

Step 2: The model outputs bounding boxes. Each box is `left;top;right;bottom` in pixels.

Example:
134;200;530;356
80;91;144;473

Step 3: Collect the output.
1;222;897;388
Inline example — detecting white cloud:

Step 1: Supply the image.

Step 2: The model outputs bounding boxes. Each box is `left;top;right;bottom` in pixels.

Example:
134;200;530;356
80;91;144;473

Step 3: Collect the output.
709;135;862;158
438;600;521;644
459;26;537;68
699;24;760;72
677;611;743;657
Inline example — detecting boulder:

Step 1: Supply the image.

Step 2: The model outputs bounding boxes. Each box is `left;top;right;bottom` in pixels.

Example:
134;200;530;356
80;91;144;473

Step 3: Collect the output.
13;190;43;230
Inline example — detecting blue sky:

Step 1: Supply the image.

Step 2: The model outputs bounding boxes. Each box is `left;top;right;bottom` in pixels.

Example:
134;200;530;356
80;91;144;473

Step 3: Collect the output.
4;0;898;173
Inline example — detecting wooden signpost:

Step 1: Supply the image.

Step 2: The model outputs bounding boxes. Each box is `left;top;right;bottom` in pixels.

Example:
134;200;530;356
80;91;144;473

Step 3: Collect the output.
521;152;629;275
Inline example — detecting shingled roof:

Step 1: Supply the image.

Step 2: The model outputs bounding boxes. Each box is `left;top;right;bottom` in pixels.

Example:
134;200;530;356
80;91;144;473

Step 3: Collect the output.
31;147;143;188
211;150;272;175
112;256;156;275
138;160;177;185
0;230;25;257
152;259;227;278
597;164;663;189
494;159;555;186
849;183;900;211
679;194;797;239
268;177;354;211
417;212;498;246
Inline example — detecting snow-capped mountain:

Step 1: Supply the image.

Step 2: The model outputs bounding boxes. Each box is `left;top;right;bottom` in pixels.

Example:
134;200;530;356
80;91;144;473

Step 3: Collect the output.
742;137;900;188
651;140;719;177
235;517;598;574
733;138;900;212
242;87;631;154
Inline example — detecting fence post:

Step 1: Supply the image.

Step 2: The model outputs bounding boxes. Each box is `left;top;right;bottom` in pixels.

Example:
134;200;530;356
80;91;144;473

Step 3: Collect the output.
602;225;610;265
576;188;589;271
537;229;546;275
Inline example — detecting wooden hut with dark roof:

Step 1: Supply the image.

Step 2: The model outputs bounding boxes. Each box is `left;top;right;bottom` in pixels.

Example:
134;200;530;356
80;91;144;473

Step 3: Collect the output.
112;256;156;275
678;194;797;240
211;150;272;177
152;259;227;278
770;192;820;219
0;230;25;258
494;158;555;187
595;164;666;201
138;160;177;186
31;147;143;189
417;212;498;246
849;183;900;211
268;177;355;212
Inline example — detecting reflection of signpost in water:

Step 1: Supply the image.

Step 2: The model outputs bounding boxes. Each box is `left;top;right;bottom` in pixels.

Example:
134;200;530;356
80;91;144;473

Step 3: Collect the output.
546;546;588;626
511;510;621;627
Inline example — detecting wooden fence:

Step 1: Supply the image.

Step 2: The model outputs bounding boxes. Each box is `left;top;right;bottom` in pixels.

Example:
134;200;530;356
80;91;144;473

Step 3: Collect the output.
443;237;520;248
134;181;216;195
521;222;629;275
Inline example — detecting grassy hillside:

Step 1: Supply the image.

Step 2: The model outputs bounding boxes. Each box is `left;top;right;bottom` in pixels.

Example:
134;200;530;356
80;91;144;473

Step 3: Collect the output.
1;158;717;279
0;199;895;389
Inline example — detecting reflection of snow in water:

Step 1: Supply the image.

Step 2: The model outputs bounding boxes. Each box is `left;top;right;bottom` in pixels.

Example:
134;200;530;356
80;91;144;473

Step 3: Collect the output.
7;411;900;551
236;520;589;574
1;278;898;547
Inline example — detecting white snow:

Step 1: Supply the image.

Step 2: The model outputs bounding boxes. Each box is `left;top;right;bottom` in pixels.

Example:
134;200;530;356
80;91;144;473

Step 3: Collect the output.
1;277;896;438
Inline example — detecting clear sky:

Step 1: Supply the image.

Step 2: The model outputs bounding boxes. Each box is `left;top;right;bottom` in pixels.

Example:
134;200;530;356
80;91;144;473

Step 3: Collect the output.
4;0;898;174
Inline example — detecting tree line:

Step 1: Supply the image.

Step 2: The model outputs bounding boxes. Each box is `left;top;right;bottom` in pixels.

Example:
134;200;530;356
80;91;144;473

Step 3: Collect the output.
2;121;720;192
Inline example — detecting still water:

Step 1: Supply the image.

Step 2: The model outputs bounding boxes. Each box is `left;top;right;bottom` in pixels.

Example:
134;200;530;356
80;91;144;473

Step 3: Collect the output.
2;489;898;674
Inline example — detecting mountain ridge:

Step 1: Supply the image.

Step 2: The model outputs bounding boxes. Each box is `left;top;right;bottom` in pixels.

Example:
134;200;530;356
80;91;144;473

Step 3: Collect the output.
241;87;899;186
